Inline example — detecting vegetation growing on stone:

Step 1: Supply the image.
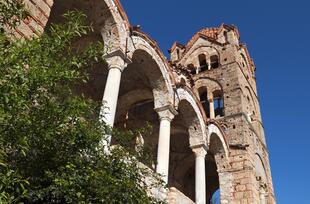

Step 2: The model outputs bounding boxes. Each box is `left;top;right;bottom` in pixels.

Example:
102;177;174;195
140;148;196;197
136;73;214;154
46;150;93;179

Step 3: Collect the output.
0;1;164;203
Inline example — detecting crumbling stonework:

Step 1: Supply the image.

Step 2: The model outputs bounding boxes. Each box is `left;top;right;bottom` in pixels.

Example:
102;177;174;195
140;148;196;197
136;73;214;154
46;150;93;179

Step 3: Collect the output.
19;1;275;203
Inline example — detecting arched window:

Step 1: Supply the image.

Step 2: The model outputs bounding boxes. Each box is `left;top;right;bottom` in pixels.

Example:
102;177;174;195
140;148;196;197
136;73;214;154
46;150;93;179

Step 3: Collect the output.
240;53;248;68
198;54;208;72
176;49;180;60
210;55;219;69
187;63;196;75
223;31;228;43
180;78;186;86
199;88;210;118
213;90;224;117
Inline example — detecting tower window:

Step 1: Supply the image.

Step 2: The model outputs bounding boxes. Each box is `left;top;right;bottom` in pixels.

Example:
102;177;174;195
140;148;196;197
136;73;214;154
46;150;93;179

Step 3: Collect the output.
187;63;196;75
213;90;224;117
224;31;228;43
199;89;210;118
198;54;208;72
210;55;219;69
176;49;180;60
240;53;248;67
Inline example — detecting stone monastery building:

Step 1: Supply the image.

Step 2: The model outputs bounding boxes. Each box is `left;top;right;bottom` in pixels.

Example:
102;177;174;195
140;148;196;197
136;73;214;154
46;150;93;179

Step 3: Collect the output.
16;0;275;203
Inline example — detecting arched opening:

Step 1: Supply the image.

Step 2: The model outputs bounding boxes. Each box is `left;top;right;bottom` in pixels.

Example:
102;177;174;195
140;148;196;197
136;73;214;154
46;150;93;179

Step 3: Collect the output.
169;100;203;202
47;0;119;46
199;54;208;72
187;63;196;75
205;153;220;204
198;87;210;118
210;55;219;69
176;49;180;60
207;124;230;204
223;31;228;43
180;78;187;86
205;133;226;204
244;86;257;116
46;0;120;114
113;49;170;169
240;53;248;68
213;90;224;117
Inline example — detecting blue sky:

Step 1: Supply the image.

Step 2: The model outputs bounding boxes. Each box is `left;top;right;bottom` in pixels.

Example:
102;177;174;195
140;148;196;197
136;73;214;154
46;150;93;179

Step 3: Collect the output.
121;0;310;203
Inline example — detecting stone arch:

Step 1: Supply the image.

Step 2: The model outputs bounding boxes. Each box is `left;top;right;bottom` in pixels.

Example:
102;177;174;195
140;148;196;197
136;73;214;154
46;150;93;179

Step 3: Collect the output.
129;49;171;109
113;37;175;170
207;124;229;158
168;87;207;201
254;153;268;183
244;86;258;115
182;45;221;67
240;52;249;67
127;36;175;109
114;47;173;149
206;123;231;204
45;0;130;104
194;77;223;97
175;88;207;146
99;0;129;51
46;0;129;51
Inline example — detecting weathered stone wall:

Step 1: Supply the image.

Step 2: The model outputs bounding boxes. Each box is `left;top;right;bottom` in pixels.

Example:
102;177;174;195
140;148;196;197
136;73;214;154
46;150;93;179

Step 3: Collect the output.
175;26;275;203
17;1;275;203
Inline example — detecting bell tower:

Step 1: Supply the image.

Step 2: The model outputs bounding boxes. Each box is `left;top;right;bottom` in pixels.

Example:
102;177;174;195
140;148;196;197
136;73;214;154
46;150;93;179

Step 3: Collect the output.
170;24;275;204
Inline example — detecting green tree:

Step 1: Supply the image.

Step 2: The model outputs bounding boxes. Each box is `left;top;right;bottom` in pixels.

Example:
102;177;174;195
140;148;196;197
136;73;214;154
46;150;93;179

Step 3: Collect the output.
0;1;164;203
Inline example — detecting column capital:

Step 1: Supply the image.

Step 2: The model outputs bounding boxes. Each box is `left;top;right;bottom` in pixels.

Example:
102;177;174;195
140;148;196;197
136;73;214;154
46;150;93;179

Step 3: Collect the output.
104;49;131;72
155;105;178;122
207;94;214;102
192;144;208;157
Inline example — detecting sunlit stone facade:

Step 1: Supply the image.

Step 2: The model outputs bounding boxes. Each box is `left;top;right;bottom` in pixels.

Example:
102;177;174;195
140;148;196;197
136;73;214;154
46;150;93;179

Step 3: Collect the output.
17;1;275;203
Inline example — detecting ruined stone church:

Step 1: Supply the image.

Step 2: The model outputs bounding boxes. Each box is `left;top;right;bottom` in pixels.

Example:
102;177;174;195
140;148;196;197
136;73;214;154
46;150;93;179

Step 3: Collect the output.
15;0;275;203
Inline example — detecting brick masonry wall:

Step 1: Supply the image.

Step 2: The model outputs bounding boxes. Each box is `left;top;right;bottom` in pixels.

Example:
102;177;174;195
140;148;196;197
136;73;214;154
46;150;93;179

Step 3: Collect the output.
190;44;276;203
13;0;53;39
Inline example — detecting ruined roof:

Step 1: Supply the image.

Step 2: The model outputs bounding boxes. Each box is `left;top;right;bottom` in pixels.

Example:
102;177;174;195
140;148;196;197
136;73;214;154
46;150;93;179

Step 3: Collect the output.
186;27;220;48
169;42;185;53
169;24;240;53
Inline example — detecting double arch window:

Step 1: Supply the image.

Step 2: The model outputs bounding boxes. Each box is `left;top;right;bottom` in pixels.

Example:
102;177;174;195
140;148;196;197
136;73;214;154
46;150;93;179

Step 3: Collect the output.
199;88;224;118
194;54;220;74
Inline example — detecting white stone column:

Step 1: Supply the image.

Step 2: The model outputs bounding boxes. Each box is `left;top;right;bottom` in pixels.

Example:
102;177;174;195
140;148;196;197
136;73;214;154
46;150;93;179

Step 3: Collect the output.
155;105;177;183
209;98;215;119
196;67;200;74
207;59;211;70
192;145;208;204
100;50;131;145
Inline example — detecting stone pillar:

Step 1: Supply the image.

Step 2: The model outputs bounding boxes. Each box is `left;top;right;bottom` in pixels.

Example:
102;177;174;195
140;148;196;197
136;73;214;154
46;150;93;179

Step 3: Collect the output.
155;105;177;183
100;50;131;144
207;59;211;70
196;67;200;74
209;98;215;119
192;145;208;204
